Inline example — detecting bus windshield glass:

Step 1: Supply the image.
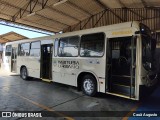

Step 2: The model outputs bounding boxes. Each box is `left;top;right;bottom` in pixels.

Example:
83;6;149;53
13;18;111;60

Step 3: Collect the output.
140;23;154;70
142;35;152;70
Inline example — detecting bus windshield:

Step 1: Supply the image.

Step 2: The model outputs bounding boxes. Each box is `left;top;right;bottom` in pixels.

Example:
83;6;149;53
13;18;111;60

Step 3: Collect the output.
140;23;155;71
142;35;152;70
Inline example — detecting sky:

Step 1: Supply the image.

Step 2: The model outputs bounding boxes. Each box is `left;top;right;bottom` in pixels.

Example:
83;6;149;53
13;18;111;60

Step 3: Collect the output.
0;22;53;38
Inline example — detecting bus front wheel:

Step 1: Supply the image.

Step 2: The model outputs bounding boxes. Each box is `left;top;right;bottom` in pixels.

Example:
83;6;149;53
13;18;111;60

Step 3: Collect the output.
20;67;28;80
81;75;97;96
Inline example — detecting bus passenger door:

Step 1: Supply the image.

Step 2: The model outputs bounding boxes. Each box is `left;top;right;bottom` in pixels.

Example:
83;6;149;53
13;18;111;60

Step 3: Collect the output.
41;44;53;81
107;36;136;98
11;47;17;72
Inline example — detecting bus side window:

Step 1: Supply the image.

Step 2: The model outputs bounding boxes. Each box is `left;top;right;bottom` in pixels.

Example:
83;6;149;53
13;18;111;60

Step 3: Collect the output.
80;33;105;57
30;41;40;57
19;43;30;56
5;45;12;56
18;44;21;56
58;36;79;57
54;39;59;57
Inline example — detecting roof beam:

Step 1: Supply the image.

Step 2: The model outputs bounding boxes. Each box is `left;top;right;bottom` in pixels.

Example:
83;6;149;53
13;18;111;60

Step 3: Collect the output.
13;0;48;19
118;0;126;8
41;0;49;9
15;0;80;22
93;10;106;27
128;8;146;20
118;0;146;20
95;0;124;22
31;0;80;22
0;14;57;33
94;0;106;10
0;1;70;27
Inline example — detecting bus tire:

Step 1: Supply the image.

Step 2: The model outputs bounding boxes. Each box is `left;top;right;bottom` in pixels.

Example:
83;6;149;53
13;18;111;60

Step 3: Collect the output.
81;75;97;96
20;67;28;80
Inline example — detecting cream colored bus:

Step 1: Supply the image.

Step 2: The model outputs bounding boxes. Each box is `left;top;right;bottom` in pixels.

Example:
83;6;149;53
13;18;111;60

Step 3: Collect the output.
4;21;158;100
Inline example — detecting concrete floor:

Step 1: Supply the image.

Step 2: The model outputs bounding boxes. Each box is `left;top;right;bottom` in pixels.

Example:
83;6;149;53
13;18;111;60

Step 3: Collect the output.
0;68;160;120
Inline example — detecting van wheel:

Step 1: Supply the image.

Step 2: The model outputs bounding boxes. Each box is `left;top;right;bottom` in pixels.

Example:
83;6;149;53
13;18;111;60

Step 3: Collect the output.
20;67;28;80
81;75;97;96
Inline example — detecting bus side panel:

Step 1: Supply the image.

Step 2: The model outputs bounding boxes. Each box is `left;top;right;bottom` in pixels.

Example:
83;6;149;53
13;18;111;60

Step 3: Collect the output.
17;56;40;78
52;57;106;92
17;57;30;74
3;45;12;71
3;56;11;71
27;57;40;78
52;58;78;86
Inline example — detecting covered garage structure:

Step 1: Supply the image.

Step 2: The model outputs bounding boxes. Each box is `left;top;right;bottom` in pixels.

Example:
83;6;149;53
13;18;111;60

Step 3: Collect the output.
0;0;159;32
0;31;28;43
0;0;160;119
0;0;160;44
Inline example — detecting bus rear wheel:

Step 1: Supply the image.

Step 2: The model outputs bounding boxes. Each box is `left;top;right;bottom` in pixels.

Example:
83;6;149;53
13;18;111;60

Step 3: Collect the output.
81;75;97;96
20;67;28;80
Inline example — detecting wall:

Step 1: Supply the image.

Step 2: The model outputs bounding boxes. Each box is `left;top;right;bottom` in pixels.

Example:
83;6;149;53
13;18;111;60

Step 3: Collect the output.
63;8;160;34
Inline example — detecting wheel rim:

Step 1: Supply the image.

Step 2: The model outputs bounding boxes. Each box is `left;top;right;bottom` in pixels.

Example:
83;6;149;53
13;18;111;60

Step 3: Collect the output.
83;79;94;94
21;68;27;79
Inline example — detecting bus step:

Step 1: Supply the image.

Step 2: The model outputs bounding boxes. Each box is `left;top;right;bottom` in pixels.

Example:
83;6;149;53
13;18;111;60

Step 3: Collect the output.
111;76;135;86
111;84;134;97
41;78;52;82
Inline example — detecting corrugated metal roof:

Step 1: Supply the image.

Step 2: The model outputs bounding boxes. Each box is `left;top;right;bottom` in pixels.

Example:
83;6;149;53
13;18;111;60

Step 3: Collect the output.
0;0;160;33
0;32;28;43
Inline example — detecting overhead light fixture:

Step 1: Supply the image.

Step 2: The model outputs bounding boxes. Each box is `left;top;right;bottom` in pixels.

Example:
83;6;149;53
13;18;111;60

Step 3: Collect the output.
27;12;36;17
53;0;68;6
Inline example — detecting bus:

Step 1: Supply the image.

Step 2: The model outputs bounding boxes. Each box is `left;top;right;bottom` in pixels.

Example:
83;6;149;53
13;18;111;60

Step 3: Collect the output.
4;21;158;100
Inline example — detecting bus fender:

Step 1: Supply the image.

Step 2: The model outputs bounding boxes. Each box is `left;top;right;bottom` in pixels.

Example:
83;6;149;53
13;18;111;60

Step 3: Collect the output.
20;65;29;76
76;71;100;92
